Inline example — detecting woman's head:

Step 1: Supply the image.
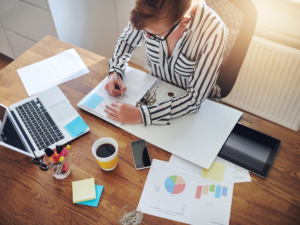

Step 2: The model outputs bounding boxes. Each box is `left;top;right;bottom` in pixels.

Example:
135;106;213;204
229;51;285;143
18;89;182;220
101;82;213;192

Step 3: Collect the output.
130;0;194;37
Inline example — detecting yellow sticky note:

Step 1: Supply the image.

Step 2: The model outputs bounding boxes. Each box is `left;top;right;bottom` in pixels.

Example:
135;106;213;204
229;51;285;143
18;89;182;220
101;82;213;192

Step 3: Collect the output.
72;178;96;203
201;162;226;183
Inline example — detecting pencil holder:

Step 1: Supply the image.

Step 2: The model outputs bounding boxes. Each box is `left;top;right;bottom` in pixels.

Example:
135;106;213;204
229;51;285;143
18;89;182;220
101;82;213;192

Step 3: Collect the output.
52;157;70;179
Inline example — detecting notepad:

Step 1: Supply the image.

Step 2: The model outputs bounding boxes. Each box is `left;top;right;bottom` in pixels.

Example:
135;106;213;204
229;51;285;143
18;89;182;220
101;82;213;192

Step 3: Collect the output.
72;178;96;203
76;185;103;207
64;116;89;138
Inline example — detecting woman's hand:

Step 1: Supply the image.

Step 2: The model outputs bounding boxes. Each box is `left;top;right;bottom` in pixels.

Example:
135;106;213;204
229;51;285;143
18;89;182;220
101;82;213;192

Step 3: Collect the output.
105;102;143;124
104;72;127;96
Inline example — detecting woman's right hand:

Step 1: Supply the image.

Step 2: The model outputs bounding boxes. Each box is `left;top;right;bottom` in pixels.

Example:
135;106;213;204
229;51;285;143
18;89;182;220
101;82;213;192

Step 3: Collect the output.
104;72;127;96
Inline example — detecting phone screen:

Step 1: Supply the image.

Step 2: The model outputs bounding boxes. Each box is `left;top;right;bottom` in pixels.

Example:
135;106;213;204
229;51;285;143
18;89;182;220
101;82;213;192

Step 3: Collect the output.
131;140;151;169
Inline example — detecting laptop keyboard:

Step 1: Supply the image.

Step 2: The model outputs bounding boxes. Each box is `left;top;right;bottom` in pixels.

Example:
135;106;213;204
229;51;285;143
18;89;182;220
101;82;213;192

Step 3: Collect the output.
15;98;64;150
1;116;26;151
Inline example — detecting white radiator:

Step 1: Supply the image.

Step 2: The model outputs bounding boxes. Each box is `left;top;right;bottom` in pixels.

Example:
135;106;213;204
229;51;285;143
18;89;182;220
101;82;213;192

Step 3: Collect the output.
224;28;300;131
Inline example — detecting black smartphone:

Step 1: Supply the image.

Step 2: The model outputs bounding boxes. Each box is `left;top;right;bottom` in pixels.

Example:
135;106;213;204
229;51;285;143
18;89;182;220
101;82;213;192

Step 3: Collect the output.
130;139;151;170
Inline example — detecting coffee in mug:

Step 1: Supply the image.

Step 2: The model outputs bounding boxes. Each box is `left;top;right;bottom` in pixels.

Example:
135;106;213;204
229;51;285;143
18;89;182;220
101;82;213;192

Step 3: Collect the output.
96;144;116;158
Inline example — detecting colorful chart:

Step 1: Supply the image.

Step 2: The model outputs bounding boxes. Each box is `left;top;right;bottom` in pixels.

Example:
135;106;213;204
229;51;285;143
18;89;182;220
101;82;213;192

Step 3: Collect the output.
195;185;228;199
165;175;186;194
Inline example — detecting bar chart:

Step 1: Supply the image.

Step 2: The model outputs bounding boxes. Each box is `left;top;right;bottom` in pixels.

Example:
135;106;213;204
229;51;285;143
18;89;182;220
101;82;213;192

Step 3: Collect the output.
139;160;234;225
195;184;228;199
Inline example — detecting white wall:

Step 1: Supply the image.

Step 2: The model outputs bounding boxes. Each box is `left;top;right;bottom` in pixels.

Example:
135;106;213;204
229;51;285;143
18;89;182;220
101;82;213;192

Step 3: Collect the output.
114;0;146;67
48;0;300;69
48;0;147;67
0;0;58;59
48;0;119;59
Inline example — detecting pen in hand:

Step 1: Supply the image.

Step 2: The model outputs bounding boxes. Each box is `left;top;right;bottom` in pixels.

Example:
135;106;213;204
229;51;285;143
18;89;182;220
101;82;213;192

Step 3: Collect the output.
114;72;122;96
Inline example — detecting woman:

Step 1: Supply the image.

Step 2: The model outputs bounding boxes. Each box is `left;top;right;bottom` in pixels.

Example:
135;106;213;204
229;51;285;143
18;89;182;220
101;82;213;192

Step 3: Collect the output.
104;0;227;125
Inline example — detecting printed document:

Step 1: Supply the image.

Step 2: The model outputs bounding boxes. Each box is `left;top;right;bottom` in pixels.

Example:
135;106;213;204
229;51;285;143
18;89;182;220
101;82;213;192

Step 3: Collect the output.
138;160;234;225
168;154;251;184
17;49;90;96
78;67;158;127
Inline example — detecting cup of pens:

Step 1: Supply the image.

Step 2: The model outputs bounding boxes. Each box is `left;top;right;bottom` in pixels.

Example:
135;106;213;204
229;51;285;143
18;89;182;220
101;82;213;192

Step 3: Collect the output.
43;144;71;179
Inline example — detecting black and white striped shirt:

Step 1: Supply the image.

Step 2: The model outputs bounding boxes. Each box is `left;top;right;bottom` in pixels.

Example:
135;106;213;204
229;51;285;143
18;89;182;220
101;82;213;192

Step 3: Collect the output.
108;1;228;126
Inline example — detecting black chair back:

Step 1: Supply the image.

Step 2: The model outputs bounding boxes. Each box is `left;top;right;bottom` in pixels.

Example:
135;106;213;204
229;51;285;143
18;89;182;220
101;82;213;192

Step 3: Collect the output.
206;0;258;98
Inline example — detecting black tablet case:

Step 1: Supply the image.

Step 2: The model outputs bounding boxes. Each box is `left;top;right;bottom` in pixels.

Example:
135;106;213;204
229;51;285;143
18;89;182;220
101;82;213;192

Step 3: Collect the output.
218;123;281;178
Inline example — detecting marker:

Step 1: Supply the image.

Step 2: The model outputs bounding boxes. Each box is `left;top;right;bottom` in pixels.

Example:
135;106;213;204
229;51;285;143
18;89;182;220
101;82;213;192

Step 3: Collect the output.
56;144;63;157
55;150;69;175
66;145;71;152
44;148;59;165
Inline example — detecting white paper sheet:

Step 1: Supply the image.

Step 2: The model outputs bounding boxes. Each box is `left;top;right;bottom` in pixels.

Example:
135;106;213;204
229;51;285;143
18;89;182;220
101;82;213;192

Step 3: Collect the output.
17;49;90;96
78;67;158;127
168;155;251;184
78;65;243;169
167;154;234;185
138;160;234;225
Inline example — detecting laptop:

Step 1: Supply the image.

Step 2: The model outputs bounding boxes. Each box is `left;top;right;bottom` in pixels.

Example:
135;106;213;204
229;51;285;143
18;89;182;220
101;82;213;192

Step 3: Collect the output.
0;86;89;158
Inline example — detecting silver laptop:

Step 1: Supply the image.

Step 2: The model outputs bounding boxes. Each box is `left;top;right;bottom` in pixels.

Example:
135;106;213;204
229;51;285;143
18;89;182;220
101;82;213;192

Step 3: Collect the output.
0;86;89;158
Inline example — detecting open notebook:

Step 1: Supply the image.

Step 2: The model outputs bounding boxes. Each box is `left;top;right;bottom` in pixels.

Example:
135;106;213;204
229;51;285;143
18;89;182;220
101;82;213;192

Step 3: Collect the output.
78;67;243;169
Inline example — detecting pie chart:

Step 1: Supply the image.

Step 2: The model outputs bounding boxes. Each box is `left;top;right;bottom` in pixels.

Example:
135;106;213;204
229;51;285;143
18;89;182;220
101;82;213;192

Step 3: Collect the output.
165;175;186;194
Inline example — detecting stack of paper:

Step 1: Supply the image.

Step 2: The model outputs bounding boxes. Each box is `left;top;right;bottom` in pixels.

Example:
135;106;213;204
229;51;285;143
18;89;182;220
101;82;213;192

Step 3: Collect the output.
72;178;103;207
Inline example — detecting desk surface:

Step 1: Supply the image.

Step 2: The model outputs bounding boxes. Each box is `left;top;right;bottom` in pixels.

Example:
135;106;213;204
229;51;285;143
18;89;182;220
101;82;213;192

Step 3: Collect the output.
0;36;299;225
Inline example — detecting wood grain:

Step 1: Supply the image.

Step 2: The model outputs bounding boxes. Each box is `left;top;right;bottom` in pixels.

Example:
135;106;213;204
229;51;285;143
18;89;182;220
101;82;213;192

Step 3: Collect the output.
0;36;300;225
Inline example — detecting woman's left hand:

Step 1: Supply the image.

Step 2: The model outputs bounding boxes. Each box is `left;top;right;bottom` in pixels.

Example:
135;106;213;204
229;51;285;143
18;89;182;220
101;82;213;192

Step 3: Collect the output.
105;102;143;124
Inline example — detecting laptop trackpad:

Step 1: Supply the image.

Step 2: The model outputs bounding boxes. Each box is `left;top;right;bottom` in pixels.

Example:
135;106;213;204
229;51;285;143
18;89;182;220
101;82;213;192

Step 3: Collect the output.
49;100;76;122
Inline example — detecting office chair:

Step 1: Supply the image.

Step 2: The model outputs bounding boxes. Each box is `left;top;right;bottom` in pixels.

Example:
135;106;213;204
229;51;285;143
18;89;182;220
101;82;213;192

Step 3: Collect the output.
206;0;258;98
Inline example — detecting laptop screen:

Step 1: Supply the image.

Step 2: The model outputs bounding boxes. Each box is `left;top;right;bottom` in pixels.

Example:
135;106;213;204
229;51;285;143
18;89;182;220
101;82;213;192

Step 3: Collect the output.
0;104;29;153
0;104;5;125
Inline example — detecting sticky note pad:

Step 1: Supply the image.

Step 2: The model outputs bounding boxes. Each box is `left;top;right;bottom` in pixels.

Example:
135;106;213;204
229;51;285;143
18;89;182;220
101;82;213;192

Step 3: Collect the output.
201;162;226;183
82;93;104;109
72;178;96;203
76;185;103;207
64;116;88;138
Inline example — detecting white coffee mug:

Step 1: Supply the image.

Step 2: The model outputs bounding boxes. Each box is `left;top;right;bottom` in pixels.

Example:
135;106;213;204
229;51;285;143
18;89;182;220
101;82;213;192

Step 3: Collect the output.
92;137;118;171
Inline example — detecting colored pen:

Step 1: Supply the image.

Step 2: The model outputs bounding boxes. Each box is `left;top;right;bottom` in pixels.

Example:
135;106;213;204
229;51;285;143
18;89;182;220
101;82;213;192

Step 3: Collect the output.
66;144;71;152
55;149;69;175
44;148;59;166
56;144;63;158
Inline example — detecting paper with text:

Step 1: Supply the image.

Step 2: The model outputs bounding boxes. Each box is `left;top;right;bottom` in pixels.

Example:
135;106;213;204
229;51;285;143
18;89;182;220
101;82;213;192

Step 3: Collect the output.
138;160;234;225
168;154;251;184
17;49;90;96
78;67;158;127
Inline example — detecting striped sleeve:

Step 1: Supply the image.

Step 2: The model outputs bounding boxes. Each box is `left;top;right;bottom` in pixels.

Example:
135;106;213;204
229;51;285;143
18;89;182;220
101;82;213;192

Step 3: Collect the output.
108;22;144;78
139;27;228;125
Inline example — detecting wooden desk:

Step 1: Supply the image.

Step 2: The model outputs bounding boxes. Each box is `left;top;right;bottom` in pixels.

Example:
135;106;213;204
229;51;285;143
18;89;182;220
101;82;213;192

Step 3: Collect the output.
0;36;299;225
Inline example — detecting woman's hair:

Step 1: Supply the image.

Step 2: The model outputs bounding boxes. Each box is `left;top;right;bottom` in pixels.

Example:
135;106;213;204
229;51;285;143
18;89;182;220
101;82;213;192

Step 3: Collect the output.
130;0;193;30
